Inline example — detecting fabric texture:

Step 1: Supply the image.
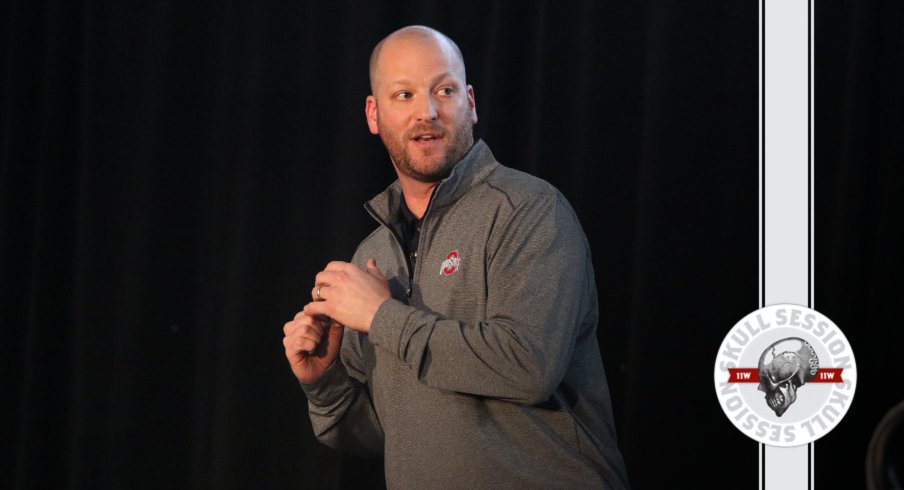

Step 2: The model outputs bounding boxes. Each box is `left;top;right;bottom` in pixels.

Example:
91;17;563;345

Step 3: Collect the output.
302;140;629;489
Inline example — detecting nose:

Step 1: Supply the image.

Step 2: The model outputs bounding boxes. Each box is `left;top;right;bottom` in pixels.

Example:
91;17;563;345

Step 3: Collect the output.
415;94;438;121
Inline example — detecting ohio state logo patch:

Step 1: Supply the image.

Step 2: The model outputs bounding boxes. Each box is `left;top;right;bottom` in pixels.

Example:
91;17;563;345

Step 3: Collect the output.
439;250;460;276
713;304;857;447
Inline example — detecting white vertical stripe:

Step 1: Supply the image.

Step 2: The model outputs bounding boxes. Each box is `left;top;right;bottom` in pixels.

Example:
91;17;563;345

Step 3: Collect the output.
760;0;813;488
809;3;816;485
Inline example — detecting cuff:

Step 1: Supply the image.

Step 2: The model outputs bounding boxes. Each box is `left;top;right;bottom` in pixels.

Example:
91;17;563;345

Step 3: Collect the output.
367;298;416;357
299;358;354;407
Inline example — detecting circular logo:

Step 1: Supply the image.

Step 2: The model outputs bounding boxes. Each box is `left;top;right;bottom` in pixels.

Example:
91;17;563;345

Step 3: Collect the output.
713;304;857;447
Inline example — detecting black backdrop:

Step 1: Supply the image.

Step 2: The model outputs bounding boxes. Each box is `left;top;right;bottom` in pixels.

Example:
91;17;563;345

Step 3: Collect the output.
2;1;900;489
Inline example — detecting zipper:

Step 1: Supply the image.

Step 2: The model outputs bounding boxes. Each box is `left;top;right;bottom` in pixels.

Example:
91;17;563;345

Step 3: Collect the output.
364;186;439;299
408;189;439;298
365;202;414;297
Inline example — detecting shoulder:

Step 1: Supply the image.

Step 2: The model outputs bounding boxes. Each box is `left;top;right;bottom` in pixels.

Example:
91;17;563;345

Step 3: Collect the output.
473;164;590;250
478;164;582;227
482;164;560;208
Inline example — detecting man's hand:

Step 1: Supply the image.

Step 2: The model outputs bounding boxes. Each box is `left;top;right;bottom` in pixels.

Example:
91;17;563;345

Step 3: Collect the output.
283;311;344;384
304;259;390;333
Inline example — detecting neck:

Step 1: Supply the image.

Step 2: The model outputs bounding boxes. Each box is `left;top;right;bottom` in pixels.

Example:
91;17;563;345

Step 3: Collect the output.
397;175;438;219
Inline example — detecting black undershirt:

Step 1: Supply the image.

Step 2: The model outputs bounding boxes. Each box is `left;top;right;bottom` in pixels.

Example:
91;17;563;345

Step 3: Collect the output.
397;200;422;274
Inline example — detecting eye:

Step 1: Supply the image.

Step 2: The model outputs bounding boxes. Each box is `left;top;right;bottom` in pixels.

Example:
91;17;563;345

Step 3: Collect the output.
436;86;455;96
393;91;413;101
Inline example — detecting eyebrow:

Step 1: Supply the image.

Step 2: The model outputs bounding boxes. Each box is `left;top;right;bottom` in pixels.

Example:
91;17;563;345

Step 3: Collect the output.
386;72;457;89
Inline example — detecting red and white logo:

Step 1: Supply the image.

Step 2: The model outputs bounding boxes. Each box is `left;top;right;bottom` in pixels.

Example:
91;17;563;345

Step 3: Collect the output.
440;250;460;276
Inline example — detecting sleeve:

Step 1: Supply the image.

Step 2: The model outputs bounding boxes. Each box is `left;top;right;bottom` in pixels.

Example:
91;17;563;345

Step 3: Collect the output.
300;327;384;457
367;192;595;405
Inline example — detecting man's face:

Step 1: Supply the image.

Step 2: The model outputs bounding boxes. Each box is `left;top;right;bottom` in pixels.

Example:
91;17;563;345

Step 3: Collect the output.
366;36;478;183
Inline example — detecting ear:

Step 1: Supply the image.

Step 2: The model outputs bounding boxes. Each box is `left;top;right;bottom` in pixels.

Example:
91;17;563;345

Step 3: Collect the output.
466;85;478;124
365;95;379;135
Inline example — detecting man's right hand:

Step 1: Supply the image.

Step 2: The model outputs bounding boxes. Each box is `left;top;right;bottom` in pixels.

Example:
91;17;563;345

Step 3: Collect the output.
283;311;344;384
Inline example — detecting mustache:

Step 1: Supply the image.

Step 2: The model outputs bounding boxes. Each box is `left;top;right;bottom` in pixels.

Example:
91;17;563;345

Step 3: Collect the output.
406;123;445;138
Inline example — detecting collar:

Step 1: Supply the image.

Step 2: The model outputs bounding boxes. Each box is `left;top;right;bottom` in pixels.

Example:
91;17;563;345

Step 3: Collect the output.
365;139;499;225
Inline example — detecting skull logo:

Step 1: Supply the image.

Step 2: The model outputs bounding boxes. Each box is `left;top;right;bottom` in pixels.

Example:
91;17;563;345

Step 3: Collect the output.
757;337;819;417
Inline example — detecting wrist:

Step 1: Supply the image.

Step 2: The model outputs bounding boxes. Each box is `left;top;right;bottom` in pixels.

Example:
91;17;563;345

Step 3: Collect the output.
360;298;389;333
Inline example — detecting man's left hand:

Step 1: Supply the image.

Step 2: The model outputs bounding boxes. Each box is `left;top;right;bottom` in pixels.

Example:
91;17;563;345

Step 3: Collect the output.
305;258;390;333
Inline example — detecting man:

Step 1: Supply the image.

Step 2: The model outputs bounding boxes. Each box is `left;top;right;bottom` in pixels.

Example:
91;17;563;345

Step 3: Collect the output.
283;25;629;488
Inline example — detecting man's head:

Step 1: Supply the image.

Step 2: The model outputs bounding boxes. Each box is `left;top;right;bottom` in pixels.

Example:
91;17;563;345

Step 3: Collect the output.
365;26;478;184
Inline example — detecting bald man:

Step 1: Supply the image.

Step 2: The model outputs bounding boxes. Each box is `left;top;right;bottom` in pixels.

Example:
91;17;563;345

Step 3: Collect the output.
283;26;629;489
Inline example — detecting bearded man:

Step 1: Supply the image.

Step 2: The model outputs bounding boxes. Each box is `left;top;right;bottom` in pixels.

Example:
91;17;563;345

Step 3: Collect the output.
282;25;629;489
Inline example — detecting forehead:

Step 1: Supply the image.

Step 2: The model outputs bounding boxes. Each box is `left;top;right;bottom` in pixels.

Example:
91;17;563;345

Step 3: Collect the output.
374;36;465;87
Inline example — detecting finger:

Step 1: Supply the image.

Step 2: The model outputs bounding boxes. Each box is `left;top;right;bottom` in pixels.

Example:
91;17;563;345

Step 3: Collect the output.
323;261;353;272
288;324;320;351
315;315;335;330
287;313;323;337
304;301;330;318
289;336;317;355
295;315;325;337
312;284;329;302
315;271;342;289
297;326;322;346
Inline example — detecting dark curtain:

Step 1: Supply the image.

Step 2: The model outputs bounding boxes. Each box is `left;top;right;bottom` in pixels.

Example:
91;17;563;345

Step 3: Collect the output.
815;1;904;488
1;1;897;489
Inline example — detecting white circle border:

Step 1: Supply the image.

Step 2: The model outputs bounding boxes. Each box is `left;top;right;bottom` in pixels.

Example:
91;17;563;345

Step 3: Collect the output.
713;304;857;447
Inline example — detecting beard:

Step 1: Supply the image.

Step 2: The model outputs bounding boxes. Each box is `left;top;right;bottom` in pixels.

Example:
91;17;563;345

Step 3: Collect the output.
379;117;475;183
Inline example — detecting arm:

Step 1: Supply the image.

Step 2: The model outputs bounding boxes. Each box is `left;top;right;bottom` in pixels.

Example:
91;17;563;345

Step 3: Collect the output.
304;193;594;405
367;193;593;404
283;304;383;456
300;330;384;456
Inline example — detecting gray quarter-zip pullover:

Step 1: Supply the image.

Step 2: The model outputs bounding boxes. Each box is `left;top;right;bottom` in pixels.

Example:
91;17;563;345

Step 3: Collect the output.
302;140;629;489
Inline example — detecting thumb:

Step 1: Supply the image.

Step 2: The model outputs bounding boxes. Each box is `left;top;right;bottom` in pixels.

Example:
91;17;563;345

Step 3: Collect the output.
327;320;345;337
365;258;383;277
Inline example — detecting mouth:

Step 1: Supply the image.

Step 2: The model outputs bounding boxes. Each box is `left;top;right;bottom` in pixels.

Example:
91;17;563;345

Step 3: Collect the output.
410;129;444;144
767;392;784;410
